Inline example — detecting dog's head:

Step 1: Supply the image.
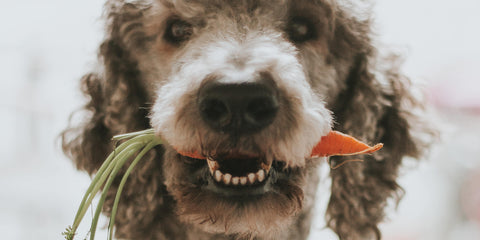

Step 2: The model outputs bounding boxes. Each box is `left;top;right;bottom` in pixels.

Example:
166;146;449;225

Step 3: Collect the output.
145;1;339;236
63;0;432;239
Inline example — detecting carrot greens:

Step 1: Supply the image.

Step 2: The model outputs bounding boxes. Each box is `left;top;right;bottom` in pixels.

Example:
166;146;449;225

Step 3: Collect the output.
63;129;161;240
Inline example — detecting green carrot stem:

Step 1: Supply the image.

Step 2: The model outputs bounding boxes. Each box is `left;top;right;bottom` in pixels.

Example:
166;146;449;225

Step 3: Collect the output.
89;142;144;240
65;130;160;239
112;129;156;141
108;139;161;240
72;133;155;229
71;153;116;234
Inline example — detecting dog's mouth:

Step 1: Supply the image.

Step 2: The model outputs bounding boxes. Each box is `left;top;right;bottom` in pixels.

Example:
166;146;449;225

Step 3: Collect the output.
206;155;271;187
181;152;284;196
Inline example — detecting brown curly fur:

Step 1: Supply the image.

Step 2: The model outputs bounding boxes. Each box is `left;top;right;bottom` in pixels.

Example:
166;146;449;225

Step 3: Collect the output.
62;1;433;239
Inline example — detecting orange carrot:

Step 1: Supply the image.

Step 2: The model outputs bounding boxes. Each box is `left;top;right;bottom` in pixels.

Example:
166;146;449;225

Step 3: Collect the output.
310;131;383;157
176;149;206;160
176;131;383;159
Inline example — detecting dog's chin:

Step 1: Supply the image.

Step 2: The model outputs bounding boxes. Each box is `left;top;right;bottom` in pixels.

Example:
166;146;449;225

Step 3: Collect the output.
164;151;306;237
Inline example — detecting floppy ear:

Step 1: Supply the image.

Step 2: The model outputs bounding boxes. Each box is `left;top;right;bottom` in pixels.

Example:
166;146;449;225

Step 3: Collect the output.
326;51;433;239
62;2;151;174
62;2;172;238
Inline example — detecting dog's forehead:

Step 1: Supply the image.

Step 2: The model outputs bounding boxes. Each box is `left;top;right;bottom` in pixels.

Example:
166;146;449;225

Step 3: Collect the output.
157;0;325;18
159;0;289;7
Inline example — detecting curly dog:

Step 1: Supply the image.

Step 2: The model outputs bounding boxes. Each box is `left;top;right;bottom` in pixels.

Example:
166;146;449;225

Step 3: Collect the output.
62;0;431;239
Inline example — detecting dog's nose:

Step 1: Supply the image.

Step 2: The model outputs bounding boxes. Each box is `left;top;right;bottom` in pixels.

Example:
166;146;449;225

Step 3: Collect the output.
198;80;279;135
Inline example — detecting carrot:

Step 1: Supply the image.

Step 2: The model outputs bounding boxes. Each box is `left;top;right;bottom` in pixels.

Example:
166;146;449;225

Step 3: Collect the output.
310;131;383;157
176;149;206;160
176;131;383;159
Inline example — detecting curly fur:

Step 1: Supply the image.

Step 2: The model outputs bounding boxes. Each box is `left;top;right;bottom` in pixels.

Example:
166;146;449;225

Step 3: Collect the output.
62;0;433;239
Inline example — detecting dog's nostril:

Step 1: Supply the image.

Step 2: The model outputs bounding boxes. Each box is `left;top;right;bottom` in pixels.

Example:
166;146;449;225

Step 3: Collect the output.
245;97;278;127
200;99;230;126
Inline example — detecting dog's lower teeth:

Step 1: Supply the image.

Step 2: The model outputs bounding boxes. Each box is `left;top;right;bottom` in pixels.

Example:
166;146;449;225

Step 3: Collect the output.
215;170;223;182
240;177;248;185
223;173;232;185
207;157;219;174
261;162;272;173
232;177;240;185
257;169;265;182
247;173;256;184
212;168;267;185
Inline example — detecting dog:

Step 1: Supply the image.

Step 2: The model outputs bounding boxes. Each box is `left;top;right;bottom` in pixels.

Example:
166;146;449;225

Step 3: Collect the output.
62;0;432;239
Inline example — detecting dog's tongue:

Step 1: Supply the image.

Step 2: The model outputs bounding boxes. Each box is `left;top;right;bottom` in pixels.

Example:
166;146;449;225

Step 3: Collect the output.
175;131;383;159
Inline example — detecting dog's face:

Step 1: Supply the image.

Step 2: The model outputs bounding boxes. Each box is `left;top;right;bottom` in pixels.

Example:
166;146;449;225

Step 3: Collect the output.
134;0;352;237
62;0;429;238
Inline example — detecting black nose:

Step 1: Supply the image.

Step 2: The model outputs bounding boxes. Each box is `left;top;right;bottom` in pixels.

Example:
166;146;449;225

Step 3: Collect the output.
198;80;279;135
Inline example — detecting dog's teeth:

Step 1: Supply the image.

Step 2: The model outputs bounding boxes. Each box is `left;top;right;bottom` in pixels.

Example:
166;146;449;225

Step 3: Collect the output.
215;170;223;182
261;162;272;173
247;173;256;184
256;169;265;182
207;157;219;175
232;177;240;185
240;177;248;186
223;173;232;185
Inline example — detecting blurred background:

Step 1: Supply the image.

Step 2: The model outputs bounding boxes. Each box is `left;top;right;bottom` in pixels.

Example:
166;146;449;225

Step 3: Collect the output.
1;0;479;239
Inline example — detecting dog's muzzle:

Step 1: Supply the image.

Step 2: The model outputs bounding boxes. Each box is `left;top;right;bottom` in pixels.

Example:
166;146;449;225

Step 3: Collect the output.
191;77;282;196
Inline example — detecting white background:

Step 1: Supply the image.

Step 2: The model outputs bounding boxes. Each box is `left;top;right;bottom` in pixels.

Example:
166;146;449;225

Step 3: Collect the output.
1;0;479;239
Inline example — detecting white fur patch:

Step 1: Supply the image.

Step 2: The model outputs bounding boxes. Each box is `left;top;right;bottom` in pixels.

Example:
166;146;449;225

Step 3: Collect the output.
151;23;332;167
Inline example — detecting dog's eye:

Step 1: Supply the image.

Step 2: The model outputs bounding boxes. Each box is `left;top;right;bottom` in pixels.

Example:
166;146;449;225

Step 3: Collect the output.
287;17;317;43
164;19;193;44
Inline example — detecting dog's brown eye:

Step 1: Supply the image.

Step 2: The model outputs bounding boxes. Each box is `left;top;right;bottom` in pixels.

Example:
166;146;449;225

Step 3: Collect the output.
164;19;193;44
287;17;317;43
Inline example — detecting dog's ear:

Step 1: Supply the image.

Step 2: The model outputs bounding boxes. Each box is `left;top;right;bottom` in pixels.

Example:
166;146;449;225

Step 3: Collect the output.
62;3;171;237
326;52;434;239
62;2;151;174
